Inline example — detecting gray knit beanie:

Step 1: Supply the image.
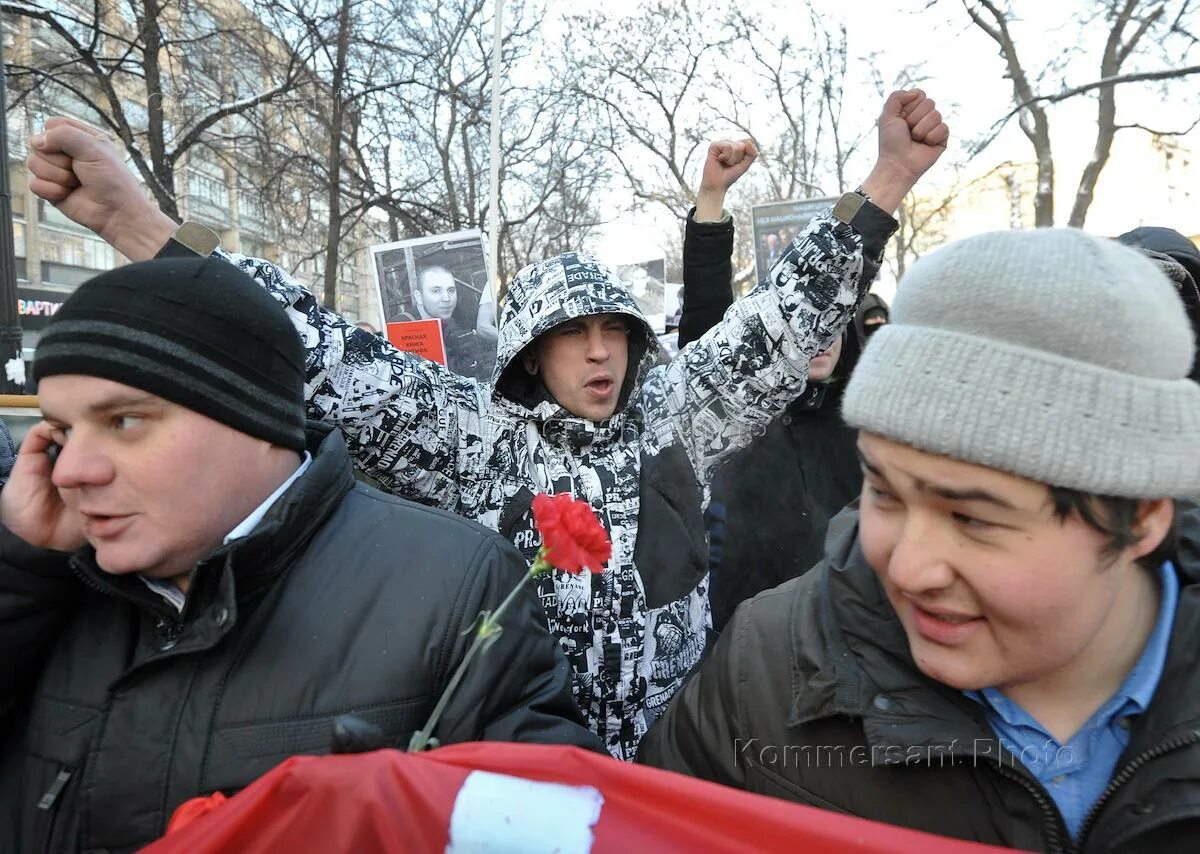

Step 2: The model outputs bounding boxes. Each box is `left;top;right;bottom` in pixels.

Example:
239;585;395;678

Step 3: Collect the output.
842;228;1200;498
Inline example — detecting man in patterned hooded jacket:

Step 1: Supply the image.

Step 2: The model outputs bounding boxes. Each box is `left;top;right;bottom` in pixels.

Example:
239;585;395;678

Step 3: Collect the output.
26;91;947;759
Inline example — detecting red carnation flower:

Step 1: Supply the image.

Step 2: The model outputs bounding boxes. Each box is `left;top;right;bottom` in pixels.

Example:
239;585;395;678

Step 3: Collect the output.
531;492;612;574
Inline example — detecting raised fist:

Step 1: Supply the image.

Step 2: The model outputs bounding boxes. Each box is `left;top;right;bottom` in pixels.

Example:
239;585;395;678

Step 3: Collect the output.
876;89;949;186
28;117;175;261
699;138;759;195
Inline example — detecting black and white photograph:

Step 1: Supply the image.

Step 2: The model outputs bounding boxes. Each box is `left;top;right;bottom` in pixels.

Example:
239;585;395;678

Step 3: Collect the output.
370;229;498;381
615;258;667;333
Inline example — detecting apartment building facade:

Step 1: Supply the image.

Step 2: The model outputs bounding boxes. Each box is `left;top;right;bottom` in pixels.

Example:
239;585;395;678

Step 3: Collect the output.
3;1;382;362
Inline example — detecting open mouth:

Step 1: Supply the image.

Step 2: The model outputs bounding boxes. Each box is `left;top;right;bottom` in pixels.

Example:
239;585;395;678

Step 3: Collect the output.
586;378;614;395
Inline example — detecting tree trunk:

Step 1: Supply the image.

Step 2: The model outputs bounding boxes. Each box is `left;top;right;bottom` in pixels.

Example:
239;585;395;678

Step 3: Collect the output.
139;0;178;219
321;0;353;311
1032;138;1055;227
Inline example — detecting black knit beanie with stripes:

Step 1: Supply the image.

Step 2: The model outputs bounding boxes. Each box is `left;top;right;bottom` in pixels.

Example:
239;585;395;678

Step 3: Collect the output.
34;257;307;451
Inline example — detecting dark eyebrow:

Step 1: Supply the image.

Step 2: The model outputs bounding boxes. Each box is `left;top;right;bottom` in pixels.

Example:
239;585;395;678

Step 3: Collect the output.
856;445;1017;510
856;446;885;479
89;392;162;415
43;392;163;423
924;484;1018;510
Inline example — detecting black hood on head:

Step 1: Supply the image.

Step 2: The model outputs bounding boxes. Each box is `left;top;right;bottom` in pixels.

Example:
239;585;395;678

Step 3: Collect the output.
1116;227;1200;382
853;292;890;343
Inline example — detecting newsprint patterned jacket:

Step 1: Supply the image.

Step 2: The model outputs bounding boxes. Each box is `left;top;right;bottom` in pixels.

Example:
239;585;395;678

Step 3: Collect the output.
223;202;896;760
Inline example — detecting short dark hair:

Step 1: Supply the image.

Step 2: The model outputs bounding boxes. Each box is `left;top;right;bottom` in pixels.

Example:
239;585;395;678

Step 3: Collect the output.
1048;487;1176;571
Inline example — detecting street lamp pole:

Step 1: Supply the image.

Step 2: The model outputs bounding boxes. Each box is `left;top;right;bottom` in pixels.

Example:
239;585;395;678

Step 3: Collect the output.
0;35;26;393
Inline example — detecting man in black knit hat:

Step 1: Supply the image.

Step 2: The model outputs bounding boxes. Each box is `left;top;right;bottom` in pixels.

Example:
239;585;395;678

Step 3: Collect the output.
0;257;596;853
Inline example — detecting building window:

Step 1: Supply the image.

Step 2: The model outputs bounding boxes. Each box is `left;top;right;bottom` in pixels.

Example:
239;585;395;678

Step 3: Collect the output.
188;167;229;209
39;225;116;272
242;237;269;258
238;191;270;229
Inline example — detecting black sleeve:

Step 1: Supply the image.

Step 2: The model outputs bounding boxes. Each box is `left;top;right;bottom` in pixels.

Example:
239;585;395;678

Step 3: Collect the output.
636;597;748;786
436;536;602;752
0;528;81;724
677;208;735;349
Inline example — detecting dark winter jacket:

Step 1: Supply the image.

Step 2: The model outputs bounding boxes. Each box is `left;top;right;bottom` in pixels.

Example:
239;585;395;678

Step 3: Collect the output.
640;505;1200;853
679;209;871;630
0;425;595;854
0;417;13;487
221;200;897;760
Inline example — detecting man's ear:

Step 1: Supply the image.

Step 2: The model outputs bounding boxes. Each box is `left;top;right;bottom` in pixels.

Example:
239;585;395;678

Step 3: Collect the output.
521;349;539;376
1129;497;1175;562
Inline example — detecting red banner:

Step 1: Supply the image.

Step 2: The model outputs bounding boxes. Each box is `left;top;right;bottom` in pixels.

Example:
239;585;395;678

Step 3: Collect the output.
143;743;1015;853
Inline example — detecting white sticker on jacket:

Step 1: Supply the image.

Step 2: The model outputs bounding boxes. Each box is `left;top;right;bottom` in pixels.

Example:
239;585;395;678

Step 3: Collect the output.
446;770;603;853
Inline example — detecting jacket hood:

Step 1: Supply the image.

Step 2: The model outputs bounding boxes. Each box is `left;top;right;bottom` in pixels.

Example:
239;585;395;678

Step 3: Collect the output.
1116;227;1200;382
493;251;657;414
854;292;890;340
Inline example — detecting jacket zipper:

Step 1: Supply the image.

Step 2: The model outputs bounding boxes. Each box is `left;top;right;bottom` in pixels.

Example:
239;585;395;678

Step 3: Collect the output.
37;768;72;811
1075;728;1200;849
36;767;73;853
988;760;1069;854
70;557;183;638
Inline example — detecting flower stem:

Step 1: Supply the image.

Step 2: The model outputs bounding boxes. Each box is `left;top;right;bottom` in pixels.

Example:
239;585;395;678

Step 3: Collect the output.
407;566;538;752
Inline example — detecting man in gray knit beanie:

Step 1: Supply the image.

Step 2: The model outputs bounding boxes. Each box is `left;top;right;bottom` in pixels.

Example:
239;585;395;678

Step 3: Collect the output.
642;228;1200;850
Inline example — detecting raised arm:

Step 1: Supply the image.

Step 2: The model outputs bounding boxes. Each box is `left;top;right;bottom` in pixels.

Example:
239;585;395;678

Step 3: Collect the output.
643;90;948;485
677;139;756;349
27;119;487;510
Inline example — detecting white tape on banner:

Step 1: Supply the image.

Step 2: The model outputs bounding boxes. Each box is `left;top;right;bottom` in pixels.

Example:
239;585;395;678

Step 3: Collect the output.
446;770;603;853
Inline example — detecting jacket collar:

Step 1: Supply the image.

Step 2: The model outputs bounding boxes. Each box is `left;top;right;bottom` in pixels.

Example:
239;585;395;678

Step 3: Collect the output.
784;382;828;415
790;504;1200;761
495;394;637;452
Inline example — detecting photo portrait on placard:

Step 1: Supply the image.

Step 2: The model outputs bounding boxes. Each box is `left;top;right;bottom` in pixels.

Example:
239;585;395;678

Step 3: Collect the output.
370;230;498;381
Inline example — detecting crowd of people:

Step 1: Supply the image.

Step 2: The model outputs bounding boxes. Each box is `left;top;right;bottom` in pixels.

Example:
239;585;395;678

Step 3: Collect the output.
2;85;1200;852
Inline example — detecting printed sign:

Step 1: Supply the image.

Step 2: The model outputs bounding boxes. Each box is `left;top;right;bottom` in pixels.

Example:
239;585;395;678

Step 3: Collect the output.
370;230;498;381
385;319;447;367
615;258;667;334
